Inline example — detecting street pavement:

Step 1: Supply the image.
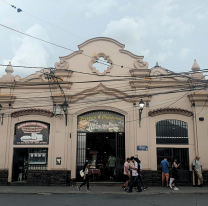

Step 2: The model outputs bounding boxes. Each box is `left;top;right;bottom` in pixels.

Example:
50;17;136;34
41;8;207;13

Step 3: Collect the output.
0;193;208;206
0;185;207;195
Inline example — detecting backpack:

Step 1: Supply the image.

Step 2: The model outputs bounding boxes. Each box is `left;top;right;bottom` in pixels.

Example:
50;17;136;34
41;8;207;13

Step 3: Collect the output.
137;163;140;174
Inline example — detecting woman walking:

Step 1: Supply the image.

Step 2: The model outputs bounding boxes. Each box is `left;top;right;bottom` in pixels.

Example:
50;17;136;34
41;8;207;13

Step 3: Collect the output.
170;158;180;190
77;162;90;191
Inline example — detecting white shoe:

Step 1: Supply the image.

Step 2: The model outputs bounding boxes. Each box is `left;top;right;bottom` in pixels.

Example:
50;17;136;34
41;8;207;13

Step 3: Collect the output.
169;184;172;189
174;187;179;190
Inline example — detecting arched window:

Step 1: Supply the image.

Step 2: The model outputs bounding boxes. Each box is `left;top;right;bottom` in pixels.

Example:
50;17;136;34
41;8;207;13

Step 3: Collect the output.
156;119;188;144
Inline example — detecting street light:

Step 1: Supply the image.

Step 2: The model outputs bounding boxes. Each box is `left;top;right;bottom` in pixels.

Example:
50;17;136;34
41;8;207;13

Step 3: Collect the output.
139;99;144;127
61;101;68;126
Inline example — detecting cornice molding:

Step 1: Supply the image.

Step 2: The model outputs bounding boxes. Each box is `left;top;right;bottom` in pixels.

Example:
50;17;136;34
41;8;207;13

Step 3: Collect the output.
188;94;208;106
78;37;125;49
0;94;16;108
11;108;54;118
119;50;143;59
52;83;152;104
148;107;193;117
59;50;83;60
89;53;113;75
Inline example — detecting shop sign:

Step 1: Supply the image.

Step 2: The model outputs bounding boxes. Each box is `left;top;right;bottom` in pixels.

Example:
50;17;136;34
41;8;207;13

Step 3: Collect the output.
78;111;125;132
137;146;148;151
14;121;50;145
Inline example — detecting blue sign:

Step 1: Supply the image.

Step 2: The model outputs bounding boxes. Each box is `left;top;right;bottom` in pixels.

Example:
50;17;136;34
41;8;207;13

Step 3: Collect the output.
137;146;148;151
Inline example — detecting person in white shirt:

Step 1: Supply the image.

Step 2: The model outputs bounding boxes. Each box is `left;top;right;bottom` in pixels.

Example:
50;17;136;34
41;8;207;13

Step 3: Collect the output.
193;156;203;187
127;156;142;193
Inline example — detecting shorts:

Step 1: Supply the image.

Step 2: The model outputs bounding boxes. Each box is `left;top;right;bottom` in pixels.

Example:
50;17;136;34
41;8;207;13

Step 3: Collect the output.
162;172;169;180
124;175;130;181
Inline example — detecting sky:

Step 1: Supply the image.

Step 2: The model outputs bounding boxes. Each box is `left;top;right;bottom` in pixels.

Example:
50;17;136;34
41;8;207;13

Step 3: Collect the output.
0;0;208;78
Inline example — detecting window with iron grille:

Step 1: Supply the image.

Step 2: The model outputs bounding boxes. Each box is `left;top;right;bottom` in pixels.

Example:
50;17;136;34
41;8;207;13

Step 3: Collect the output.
156;119;188;144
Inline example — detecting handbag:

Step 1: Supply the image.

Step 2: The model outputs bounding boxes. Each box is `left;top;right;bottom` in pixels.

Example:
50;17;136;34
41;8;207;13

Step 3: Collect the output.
80;170;84;177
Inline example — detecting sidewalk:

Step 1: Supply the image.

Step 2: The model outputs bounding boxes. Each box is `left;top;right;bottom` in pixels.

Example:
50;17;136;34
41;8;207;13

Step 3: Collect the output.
0;186;207;195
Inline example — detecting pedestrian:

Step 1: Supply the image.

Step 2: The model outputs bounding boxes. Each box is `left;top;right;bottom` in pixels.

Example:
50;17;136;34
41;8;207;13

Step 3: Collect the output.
170;158;180;190
122;158;130;191
77;162;90;191
192;156;203;187
160;157;170;188
127;156;142;193
107;154;116;180
137;159;147;190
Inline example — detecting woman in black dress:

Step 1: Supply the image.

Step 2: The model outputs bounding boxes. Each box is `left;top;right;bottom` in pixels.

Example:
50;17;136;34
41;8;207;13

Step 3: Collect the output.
171;158;180;190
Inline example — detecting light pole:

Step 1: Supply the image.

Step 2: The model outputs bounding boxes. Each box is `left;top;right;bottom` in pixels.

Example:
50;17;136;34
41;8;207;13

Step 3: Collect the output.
0;104;4;125
139;99;144;127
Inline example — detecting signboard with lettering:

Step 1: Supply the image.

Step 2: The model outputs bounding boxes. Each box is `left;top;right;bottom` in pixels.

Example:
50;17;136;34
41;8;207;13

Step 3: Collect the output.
14;121;50;145
137;146;148;151
77;111;125;133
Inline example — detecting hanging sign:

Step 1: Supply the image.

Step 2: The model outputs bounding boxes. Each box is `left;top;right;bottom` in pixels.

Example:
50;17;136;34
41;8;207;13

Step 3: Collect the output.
77;111;125;132
14;121;50;145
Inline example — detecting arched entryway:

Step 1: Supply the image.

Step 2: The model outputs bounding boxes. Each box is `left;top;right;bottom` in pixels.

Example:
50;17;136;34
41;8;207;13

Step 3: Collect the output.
76;110;125;182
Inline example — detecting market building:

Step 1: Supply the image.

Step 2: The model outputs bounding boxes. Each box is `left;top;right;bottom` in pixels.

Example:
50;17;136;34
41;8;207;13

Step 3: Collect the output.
0;37;208;186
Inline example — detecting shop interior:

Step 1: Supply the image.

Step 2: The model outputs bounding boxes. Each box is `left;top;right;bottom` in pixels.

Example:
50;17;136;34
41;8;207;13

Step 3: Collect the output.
86;132;117;181
12;148;48;182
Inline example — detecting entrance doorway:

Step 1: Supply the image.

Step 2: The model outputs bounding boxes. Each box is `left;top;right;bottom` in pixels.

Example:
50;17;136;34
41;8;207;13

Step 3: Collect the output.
76;132;125;182
157;148;190;182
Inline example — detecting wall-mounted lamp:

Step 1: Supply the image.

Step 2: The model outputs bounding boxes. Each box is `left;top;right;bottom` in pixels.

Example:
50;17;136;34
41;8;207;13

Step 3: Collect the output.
139;99;144;127
60;101;68;126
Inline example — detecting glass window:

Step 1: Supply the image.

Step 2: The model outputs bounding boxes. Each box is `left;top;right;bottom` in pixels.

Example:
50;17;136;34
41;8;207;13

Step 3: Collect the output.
156;119;188;144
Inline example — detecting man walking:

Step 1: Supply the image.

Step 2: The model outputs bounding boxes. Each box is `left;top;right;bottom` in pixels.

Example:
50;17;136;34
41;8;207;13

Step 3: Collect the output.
122;158;130;191
193;156;203;187
108;154;116;180
160;157;170;187
127;156;142;193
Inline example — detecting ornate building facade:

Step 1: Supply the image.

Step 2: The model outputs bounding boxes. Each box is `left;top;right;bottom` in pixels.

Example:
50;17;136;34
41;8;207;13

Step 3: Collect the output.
0;37;207;186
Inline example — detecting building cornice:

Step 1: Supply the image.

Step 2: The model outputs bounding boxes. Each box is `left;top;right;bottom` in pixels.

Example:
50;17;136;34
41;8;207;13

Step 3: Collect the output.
78;37;125;49
148;107;193;117
11;108;54;118
52;83;152;104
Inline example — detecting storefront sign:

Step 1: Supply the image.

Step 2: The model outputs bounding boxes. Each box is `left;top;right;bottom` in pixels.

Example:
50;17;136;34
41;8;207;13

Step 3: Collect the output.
137;146;148;151
14;121;50;145
77;111;125;132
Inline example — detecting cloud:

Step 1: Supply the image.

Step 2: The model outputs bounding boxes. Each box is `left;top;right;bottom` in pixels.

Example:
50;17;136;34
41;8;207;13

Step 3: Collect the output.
158;39;174;49
119;3;132;12
180;48;191;58
154;51;172;62
2;24;54;78
85;0;118;18
102;17;147;54
196;12;207;20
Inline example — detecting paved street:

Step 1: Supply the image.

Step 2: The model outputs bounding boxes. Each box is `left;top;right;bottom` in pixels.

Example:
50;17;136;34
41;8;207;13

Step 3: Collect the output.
0;193;208;206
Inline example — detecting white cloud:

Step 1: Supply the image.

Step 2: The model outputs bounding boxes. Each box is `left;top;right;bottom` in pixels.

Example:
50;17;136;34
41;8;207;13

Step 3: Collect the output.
154;51;172;62
180;48;191;58
158;39;174;49
196;12;207;20
102;17;147;54
85;0;118;18
2;24;54;78
119;3;132;12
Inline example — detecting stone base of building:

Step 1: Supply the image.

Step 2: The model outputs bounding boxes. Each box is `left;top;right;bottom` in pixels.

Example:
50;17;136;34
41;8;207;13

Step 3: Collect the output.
27;170;71;186
0;170;8;186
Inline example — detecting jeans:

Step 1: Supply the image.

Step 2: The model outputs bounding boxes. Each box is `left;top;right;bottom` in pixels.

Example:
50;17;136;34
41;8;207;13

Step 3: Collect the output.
138;174;145;187
129;176;142;192
109;167;114;177
80;174;89;189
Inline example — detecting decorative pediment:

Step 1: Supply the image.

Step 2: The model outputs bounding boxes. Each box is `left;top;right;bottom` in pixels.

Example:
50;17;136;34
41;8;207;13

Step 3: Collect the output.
11;108;54;118
89;53;113;75
148;107;193;117
52;83;152;104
